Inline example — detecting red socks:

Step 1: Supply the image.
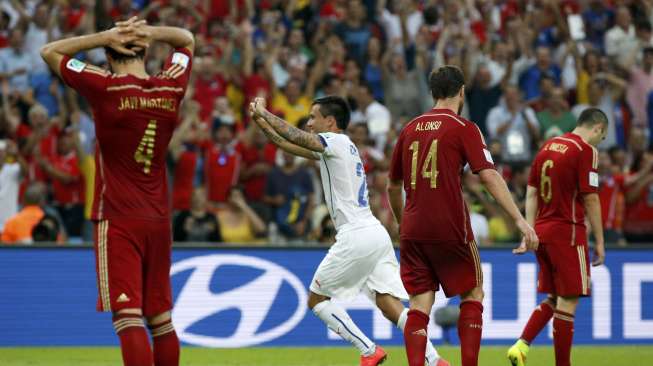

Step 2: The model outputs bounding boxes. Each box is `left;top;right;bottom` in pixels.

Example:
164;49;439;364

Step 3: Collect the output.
521;300;555;343
553;310;575;366
404;309;430;366
113;314;153;366
148;319;180;366
458;300;483;366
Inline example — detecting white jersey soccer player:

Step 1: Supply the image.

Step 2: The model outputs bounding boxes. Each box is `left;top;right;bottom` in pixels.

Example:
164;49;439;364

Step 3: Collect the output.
250;96;449;366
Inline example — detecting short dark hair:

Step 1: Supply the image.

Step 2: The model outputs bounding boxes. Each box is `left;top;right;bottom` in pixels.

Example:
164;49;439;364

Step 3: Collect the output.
577;107;608;127
312;95;351;130
429;65;464;100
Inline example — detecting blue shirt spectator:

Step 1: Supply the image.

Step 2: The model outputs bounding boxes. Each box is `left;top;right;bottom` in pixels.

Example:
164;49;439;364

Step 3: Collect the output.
519;47;561;101
583;3;614;52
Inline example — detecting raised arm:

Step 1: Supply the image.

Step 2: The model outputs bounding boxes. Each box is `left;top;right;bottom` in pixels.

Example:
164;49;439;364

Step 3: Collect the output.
40;17;150;78
251;115;319;160
251;98;325;153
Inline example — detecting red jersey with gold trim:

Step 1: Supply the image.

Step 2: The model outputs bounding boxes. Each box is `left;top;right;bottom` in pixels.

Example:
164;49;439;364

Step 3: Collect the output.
389;108;495;242
528;133;599;245
59;48;193;220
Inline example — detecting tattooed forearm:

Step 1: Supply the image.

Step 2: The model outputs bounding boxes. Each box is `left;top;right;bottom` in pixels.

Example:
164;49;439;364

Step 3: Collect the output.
262;110;325;152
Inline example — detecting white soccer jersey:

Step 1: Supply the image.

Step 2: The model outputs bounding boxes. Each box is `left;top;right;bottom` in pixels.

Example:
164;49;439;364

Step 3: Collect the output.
314;132;379;231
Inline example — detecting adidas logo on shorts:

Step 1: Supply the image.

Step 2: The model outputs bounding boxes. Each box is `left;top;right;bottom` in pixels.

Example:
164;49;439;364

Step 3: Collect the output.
116;293;130;303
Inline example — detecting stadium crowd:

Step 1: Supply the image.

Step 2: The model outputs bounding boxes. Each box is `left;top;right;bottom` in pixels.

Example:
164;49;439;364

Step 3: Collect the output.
0;0;652;245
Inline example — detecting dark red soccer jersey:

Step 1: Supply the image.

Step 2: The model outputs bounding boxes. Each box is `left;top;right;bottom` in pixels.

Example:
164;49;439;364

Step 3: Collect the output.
528;133;599;245
389;108;495;242
59;48;193;220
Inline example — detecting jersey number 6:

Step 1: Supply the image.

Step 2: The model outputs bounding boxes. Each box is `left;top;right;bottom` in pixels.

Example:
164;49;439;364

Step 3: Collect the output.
409;139;439;190
540;159;554;203
134;120;158;174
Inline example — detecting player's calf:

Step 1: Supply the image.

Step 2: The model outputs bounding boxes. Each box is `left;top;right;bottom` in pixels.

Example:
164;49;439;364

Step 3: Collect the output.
553;296;579;366
113;308;153;366
459;286;484;366
308;291;377;358
147;311;180;366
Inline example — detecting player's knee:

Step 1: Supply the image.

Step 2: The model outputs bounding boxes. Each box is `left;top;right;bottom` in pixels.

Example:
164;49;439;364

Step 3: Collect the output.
146;311;171;326
112;308;145;335
307;291;329;310
462;286;484;302
147;311;176;338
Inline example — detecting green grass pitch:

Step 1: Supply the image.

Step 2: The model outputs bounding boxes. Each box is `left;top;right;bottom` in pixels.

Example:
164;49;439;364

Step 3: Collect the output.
1;346;651;365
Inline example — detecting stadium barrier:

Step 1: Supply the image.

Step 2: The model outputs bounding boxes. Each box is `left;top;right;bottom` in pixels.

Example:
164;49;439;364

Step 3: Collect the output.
1;245;652;346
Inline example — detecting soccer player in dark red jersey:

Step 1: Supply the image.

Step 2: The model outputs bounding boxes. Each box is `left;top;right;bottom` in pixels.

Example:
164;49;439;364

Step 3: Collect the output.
507;108;607;366
40;17;194;366
387;65;539;366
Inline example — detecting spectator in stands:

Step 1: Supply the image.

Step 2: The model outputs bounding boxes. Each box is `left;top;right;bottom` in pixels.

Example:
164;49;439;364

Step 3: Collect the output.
347;123;385;175
193;57;228;123
574;50;602;105
264;151;314;241
0;27;32;96
270;78;311;127
572;74;627;150
0;140;24;235
169;100;204;212
466;65;505;136
173;187;222;243
237;124;276;220
509;164;530;216
582;0;614;52
519;46;561;101
537;87;576;139
352;82;391;150
487;85;539;165
334;0;373;65
605;6;636;60
363;37;384;101
37;128;84;237
1;182;46;244
18;2;59;75
217;186;266;243
624;47;653;128
205;121;240;205
624;149;653;242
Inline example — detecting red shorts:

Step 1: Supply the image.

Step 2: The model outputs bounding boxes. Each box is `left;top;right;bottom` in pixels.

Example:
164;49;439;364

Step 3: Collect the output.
400;239;482;297
94;218;173;316
536;242;591;297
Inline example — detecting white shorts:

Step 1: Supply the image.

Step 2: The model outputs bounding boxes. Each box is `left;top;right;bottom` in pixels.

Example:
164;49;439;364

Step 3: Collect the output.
309;224;408;301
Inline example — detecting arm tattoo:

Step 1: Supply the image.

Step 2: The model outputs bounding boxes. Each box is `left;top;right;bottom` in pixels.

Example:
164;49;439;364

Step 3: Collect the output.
260;125;286;146
262;110;325;152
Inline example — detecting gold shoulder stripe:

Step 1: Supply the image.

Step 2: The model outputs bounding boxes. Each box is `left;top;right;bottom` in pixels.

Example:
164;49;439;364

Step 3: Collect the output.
84;68;109;77
106;84;184;93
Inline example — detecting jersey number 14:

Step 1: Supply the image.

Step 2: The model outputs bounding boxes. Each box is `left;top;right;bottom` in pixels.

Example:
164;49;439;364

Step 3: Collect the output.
409;139;439;190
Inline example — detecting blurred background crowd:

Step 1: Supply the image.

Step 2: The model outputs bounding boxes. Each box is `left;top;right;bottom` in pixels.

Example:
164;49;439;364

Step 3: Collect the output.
0;0;652;246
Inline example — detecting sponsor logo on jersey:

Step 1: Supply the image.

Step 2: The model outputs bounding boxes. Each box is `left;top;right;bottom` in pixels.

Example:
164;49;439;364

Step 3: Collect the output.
66;58;86;73
171;52;190;68
171;254;307;347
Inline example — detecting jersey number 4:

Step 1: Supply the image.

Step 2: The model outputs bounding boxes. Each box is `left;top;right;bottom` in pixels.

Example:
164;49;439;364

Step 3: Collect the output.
409;139;439;190
134;120;158;174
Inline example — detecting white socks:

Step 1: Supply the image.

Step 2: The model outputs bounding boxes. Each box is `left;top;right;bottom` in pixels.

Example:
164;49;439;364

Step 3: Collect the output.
312;300;376;356
398;308;440;365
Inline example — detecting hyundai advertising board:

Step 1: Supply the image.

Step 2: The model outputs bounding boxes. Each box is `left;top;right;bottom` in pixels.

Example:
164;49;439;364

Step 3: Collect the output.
0;247;652;346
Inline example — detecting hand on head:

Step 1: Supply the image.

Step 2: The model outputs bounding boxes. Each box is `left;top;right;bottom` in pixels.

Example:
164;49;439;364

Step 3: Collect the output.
106;16;151;56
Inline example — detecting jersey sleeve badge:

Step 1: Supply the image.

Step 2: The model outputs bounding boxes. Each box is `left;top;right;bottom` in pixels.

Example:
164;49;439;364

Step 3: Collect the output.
66;58;86;73
589;172;599;187
171;52;190;68
483;148;494;164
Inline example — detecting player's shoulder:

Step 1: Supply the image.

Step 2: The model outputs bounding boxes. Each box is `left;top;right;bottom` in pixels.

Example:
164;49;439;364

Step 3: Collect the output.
319;132;350;145
64;57;112;78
